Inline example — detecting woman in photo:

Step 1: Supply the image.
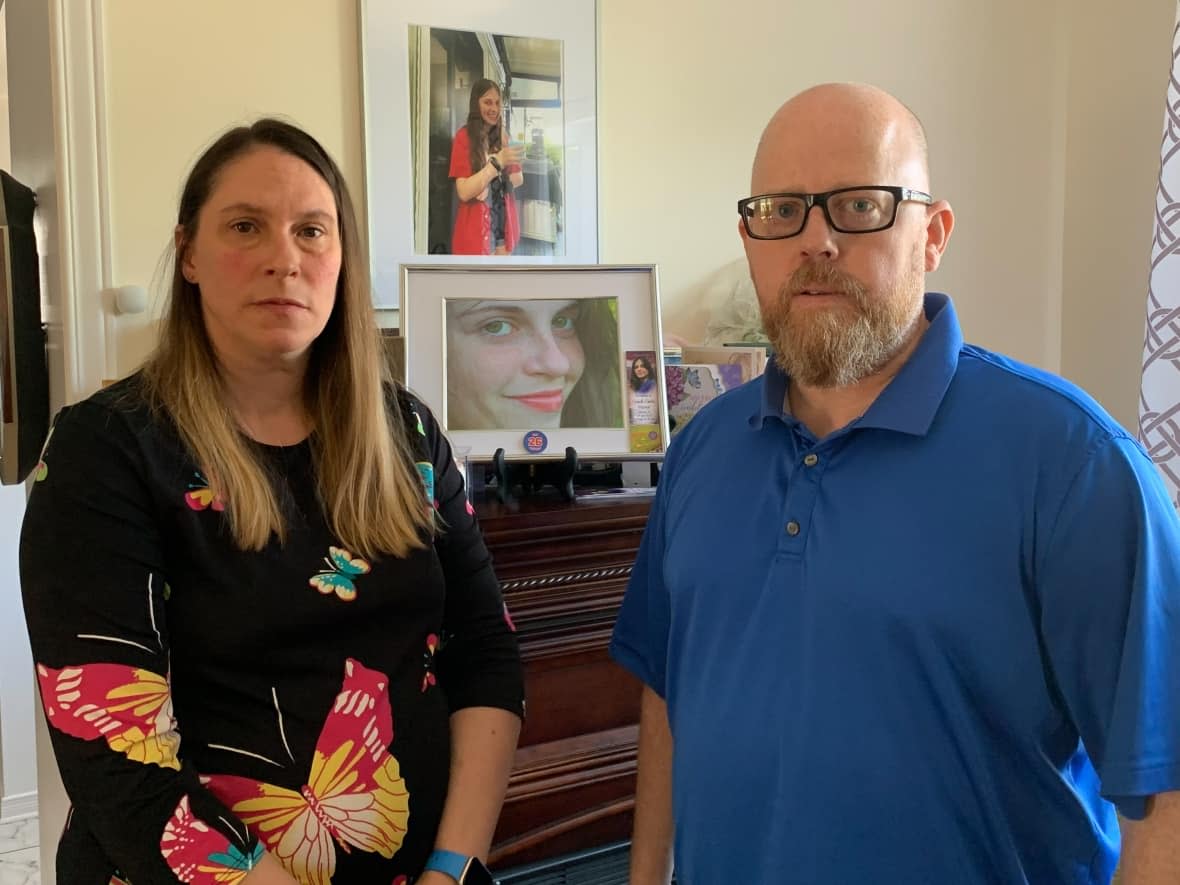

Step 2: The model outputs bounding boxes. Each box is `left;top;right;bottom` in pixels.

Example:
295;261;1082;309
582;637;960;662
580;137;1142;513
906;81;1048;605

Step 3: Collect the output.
21;118;523;885
629;355;657;394
449;79;524;255
446;298;622;430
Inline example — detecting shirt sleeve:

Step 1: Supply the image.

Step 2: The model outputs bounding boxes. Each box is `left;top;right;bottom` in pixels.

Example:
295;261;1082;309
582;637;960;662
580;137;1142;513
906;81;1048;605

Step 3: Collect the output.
609;452;675;699
1037;433;1180;819
449;127;473;179
403;392;525;718
20;400;263;884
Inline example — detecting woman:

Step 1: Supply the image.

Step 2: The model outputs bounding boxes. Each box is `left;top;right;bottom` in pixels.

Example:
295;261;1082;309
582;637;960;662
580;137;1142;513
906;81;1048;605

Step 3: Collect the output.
20;119;523;885
628;355;656;394
445;297;623;431
449;79;524;255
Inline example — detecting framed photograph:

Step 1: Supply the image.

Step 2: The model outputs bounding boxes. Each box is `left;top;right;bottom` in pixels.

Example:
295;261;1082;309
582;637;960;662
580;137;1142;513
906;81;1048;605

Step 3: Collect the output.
360;1;599;308
401;265;668;461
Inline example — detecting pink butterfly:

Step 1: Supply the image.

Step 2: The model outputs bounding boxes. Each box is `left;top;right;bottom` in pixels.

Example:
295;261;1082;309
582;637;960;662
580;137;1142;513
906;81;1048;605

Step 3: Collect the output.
160;794;264;883
36;662;180;769
202;659;410;885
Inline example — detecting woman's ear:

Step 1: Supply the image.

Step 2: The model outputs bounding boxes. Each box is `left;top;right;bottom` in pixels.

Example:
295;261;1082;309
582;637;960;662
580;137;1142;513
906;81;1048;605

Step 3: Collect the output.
175;225;196;284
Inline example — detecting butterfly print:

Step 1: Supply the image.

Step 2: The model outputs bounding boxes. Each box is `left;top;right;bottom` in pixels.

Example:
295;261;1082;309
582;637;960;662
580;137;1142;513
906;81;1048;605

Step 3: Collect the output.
202;659;410;885
421;633;439;692
160;794;264;884
34;425;54;482
308;547;371;602
185;472;226;512
37;662;180;770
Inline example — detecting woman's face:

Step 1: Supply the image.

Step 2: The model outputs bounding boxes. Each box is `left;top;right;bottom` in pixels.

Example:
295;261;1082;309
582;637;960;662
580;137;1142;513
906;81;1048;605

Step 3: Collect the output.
634;360;649;380
181;146;341;370
478;87;502;129
446;299;586;429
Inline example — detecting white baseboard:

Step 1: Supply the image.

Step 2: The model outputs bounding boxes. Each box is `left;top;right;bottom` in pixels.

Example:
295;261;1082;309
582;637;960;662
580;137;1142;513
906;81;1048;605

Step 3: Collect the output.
0;790;38;822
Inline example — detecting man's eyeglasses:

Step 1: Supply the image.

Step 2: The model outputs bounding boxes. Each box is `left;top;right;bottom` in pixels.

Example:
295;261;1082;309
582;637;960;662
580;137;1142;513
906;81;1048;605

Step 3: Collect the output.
737;186;933;240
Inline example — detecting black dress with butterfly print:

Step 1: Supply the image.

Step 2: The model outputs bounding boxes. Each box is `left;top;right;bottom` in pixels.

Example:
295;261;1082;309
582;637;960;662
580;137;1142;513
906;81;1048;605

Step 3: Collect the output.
19;374;525;884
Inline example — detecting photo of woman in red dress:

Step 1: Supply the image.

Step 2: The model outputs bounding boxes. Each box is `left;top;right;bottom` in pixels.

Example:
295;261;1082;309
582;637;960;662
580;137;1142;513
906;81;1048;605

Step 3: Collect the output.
449;79;524;255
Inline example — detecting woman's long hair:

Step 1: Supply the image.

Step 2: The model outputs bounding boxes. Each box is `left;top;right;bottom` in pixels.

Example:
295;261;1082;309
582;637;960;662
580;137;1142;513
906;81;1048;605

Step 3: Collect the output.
141;118;432;558
466;78;505;175
562;299;623;428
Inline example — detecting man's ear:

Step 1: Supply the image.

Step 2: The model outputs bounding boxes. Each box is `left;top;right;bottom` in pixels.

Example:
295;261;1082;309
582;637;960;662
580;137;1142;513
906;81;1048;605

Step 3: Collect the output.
923;201;954;272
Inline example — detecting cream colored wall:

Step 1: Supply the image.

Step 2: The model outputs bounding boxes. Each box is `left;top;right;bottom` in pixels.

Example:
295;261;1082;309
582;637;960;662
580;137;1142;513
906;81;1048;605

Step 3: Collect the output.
600;0;1071;371
102;0;1172;425
1059;0;1175;430
104;0;364;375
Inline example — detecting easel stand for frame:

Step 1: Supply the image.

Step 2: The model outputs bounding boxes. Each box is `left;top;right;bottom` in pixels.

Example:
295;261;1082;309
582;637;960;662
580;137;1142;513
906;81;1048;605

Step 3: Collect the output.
491;446;578;507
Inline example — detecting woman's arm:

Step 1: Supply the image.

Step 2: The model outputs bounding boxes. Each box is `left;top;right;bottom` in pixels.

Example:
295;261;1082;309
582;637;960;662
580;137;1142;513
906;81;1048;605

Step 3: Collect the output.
21;398;290;885
455;160;498;203
417;706;520;883
403;392;525;876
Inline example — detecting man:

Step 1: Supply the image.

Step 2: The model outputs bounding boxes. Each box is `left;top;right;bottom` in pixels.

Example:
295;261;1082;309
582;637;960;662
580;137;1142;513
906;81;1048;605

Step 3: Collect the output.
609;83;1180;883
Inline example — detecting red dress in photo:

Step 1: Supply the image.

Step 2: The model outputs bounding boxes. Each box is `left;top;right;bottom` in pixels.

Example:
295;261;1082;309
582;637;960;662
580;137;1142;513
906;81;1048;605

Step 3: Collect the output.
448;126;521;255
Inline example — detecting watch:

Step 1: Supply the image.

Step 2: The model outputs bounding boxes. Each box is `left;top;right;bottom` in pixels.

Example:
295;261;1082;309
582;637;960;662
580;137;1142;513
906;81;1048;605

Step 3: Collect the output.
423;848;496;884
487;155;502;172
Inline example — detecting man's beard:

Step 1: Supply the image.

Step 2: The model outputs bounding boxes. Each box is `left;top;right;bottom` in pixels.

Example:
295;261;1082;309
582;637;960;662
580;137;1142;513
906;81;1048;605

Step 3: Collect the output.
761;258;925;388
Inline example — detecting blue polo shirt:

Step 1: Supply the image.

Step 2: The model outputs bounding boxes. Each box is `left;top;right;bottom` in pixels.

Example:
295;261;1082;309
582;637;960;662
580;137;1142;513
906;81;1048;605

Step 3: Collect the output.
610;294;1180;884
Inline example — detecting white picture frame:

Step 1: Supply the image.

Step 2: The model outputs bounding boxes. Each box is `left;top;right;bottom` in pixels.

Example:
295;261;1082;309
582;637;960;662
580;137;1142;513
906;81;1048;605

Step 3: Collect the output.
359;1;600;309
401;264;668;461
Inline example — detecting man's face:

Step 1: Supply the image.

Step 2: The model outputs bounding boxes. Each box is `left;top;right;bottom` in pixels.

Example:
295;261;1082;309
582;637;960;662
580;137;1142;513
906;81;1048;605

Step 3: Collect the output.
741;120;938;388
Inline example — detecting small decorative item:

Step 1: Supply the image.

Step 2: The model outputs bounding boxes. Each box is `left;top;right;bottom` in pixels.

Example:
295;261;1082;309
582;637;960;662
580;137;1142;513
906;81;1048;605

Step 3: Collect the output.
523;430;549;454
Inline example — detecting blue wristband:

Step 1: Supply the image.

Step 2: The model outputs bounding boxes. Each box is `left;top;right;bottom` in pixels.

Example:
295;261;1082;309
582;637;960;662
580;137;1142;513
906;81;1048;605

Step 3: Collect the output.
423;848;496;884
424;848;472;880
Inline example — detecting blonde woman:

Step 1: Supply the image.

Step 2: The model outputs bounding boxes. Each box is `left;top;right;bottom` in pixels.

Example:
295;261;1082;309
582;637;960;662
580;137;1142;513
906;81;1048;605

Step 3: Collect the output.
21;119;522;885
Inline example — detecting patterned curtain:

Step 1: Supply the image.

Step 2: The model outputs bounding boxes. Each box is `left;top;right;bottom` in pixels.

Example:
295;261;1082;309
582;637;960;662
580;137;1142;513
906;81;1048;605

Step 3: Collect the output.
1139;2;1180;508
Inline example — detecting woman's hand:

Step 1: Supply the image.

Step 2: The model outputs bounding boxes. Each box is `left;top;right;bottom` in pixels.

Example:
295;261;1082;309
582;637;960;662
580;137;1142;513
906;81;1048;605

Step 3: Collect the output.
493;144;524;169
241;852;301;884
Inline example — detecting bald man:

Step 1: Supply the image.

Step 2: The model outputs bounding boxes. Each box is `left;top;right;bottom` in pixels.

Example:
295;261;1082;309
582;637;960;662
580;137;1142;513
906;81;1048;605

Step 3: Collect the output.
610;83;1180;884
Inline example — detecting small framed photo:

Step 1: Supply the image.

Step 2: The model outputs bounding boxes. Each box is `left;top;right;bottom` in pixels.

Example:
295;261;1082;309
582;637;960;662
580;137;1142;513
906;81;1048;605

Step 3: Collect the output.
400;264;669;461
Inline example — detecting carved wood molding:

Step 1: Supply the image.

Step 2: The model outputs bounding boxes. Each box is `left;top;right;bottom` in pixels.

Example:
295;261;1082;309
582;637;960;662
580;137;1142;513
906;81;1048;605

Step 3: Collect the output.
505;725;638;802
500;564;633;593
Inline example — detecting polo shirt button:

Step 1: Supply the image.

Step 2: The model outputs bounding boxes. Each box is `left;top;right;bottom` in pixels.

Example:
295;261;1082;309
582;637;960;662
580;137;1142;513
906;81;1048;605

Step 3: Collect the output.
785;520;801;536
803;453;819;467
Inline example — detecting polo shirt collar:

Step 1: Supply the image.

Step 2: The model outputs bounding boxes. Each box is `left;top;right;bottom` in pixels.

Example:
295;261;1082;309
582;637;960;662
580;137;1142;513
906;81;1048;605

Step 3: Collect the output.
752;292;962;437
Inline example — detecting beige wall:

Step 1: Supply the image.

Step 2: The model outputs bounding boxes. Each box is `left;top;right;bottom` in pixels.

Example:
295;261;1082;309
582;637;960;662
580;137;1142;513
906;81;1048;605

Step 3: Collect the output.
600;0;1071;369
104;0;364;372
1059;0;1174;429
101;0;1174;427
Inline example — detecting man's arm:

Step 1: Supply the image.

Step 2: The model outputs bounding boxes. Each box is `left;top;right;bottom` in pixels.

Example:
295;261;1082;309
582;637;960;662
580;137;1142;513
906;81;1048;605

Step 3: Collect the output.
630;685;675;885
1118;791;1180;883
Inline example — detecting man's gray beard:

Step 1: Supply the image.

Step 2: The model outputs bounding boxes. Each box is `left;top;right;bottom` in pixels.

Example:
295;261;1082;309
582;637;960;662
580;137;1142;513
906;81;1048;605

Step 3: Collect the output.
763;275;924;389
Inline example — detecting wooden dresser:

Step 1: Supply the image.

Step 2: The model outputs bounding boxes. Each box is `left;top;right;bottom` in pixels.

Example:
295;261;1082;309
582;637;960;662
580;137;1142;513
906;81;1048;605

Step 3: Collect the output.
476;491;652;871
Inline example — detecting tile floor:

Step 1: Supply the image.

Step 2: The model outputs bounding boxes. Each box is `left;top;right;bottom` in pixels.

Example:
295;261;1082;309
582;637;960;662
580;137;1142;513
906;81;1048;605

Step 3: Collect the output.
0;816;38;885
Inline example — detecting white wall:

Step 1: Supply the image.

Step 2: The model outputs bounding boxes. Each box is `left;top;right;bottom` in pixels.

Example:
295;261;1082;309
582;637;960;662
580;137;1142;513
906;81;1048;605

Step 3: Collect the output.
0;2;38;819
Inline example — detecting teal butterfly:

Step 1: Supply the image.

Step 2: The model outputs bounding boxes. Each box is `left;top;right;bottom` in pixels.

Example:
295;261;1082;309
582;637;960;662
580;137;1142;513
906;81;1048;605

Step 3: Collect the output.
308;546;371;602
416;461;435;505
